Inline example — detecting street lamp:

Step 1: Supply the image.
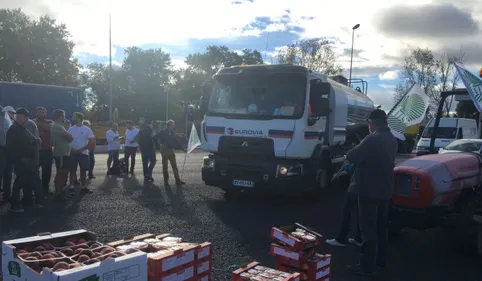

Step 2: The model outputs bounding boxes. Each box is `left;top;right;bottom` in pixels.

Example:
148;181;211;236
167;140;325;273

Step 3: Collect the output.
348;24;360;87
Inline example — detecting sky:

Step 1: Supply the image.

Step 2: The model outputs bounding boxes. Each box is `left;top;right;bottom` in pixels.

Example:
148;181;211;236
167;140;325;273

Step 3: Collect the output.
2;0;482;111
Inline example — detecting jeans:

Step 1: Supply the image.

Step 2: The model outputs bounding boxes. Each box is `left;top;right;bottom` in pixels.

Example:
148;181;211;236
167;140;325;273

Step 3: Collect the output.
107;150;120;169
336;192;361;243
39;149;53;192
141;150;156;177
11;160;44;208
124;146;137;172
358;196;390;272
161;149;180;182
88;149;95;177
0;148;13;200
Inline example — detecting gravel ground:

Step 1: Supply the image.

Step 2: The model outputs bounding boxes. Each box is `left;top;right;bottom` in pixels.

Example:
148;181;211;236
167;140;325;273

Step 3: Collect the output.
1;152;481;281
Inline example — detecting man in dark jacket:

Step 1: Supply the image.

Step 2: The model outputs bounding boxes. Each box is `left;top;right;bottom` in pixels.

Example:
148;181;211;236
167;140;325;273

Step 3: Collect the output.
345;109;398;276
158;120;186;186
6;108;45;212
137;121;157;182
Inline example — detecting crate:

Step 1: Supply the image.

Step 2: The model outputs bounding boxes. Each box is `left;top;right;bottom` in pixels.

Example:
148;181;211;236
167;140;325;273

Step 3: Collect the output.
276;264;330;281
232;261;301;281
270;243;317;262
275;253;331;272
270;223;323;251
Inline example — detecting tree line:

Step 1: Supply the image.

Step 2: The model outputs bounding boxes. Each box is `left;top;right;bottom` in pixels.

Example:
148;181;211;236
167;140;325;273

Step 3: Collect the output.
0;8;475;124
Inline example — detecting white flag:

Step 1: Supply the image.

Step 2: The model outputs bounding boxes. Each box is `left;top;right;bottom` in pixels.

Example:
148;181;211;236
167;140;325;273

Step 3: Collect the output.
453;62;482;112
387;83;430;141
187;123;201;153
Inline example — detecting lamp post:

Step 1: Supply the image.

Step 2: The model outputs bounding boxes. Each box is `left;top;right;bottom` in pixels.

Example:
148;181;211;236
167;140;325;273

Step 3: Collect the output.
348;24;360;87
108;13;113;121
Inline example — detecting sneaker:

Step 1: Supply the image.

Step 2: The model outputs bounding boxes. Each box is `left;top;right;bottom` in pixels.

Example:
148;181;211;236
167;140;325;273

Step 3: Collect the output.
9;207;24;213
81;187;93;194
325;239;347;247
176;180;186;186
348;238;362;247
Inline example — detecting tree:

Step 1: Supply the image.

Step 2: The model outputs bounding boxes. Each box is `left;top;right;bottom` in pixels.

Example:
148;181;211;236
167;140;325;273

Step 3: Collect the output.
277;38;342;75
0;9;80;86
456;101;478;119
393;48;465;114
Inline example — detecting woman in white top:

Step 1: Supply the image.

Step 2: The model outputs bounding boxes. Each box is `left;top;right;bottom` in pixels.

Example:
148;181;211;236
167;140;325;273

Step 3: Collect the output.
124;121;140;174
106;123;122;173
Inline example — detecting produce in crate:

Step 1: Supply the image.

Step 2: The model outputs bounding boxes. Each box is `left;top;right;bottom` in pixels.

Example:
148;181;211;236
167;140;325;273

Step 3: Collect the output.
270;223;323;251
232;261;300;281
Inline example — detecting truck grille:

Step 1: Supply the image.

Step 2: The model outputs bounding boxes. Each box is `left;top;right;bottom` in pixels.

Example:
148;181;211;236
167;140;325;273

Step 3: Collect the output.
218;136;275;158
395;174;413;196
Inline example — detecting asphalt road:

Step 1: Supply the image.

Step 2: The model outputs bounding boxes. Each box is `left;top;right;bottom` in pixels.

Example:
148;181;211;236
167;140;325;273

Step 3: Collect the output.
1;152;481;281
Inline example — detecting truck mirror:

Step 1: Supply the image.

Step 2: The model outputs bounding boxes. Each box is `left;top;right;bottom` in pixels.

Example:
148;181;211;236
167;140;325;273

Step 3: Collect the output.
310;80;331;95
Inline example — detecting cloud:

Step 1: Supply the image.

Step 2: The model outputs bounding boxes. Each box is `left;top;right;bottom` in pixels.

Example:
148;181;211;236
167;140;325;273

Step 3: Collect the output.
375;4;481;38
379;70;399;81
436;42;482;66
342;65;401;78
378;84;396;89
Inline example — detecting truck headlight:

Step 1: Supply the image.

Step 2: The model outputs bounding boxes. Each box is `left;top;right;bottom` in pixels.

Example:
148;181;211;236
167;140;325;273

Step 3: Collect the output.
276;164;303;177
203;156;215;169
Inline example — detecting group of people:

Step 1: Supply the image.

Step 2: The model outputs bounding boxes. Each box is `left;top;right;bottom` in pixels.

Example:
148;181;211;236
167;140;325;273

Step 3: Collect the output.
0;106;186;213
325;109;398;277
103;119;187;186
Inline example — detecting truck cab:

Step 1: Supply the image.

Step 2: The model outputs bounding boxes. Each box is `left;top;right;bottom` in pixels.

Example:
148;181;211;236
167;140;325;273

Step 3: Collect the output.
200;64;375;195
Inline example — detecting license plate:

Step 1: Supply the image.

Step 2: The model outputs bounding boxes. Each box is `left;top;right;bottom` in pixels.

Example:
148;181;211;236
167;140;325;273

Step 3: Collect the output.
232;179;254;188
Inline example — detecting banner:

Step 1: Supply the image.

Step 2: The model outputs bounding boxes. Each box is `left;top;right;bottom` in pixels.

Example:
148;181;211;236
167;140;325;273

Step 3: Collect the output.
453;62;482;112
387;83;429;140
187;123;201;153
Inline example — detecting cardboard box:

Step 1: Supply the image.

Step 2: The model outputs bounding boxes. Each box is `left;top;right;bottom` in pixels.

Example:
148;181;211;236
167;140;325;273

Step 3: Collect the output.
275;253;331;272
270;223;323;251
232;261;301;281
276;264;330;281
269;243;316;262
1;229;147;281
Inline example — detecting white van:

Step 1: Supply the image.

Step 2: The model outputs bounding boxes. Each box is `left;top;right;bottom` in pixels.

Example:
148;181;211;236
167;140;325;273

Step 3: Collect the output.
416;117;478;153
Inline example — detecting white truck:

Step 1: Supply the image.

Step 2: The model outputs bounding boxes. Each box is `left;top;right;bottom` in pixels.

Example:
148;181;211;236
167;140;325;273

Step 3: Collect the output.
199;64;375;195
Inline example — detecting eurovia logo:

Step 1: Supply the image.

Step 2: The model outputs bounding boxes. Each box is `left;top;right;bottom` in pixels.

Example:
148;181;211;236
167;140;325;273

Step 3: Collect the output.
226;128;264;136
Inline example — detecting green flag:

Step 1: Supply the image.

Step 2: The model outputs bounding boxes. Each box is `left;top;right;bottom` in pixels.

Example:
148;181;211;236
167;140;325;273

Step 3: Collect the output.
187;123;201;153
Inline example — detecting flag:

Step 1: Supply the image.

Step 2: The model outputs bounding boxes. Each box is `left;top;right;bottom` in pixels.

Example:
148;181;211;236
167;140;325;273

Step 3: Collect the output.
453;62;482;112
387;83;429;141
4;111;13;135
187;123;201;153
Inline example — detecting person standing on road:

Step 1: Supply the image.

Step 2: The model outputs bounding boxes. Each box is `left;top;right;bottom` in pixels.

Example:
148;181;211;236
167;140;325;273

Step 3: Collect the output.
6;108;45;212
83;120;96;179
344;109;398;276
158;120;186;187
106;123;122;174
51;109;73;201
124;121;139;174
137;121;156;182
35;107;54;195
0;106;15;204
68;112;94;194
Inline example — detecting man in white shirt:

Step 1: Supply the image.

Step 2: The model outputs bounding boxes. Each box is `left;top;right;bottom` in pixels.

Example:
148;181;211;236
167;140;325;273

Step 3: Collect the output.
124;121;139;174
68;112;94;194
106;123;122;174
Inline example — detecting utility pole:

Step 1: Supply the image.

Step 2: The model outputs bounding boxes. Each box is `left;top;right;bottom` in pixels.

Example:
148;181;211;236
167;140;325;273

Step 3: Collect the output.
108;13;113;121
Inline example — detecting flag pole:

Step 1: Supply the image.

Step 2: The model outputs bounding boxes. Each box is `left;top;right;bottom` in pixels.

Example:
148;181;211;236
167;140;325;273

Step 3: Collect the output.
181;151;188;180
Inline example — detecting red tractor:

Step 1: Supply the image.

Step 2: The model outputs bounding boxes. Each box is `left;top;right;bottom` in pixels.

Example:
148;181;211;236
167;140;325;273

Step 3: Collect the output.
390;89;482;257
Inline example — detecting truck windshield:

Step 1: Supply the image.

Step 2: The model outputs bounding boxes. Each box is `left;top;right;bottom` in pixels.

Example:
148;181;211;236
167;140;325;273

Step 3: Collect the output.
421;127;457;138
207;75;306;119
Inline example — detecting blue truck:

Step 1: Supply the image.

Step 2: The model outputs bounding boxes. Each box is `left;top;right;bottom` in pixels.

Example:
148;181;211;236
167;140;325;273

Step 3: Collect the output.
0;81;83;118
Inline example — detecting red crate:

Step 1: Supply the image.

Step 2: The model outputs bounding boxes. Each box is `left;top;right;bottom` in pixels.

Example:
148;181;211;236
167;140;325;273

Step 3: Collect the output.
275;253;331;272
197;272;212;281
270;223;323;251
232;261;301;281
276;264;330;281
270;243;317;262
196;242;212;262
196;259;212;276
153;263;196;281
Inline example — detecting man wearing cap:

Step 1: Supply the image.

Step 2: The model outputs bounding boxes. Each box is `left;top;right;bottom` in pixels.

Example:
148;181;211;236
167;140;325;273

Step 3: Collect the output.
6;108;45;212
344;109;398;276
0;106;15;204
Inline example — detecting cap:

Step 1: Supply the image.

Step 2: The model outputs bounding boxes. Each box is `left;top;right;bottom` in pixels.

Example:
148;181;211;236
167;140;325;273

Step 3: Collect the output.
2;106;15;113
15;107;32;116
368;109;387;120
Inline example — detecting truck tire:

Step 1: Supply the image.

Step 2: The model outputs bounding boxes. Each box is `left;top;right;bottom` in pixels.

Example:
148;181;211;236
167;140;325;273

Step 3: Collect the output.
315;156;333;191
